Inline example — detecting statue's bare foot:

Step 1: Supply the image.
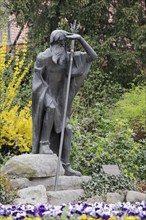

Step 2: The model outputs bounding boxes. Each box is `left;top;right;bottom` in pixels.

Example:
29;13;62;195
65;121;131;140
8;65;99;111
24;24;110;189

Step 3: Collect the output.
62;163;82;176
39;141;53;154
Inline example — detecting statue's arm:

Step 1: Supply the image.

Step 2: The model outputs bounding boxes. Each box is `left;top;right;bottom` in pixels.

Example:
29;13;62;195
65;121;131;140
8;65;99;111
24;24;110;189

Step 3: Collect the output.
66;34;97;62
34;53;49;87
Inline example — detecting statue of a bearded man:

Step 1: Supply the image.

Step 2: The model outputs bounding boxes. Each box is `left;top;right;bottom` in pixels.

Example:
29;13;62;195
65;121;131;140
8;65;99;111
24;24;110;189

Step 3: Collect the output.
32;29;97;176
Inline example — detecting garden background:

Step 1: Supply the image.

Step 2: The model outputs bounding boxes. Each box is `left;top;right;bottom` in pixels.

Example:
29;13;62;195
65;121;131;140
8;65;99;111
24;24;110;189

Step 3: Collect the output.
0;0;146;204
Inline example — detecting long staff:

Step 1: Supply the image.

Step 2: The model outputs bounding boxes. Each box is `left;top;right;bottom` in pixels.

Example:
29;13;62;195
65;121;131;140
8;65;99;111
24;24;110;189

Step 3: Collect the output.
54;21;77;191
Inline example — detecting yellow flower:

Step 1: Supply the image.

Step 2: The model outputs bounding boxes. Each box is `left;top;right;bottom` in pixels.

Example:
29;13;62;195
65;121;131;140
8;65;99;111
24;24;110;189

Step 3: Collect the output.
24;218;33;220
108;217;117;220
124;216;140;220
0;34;32;154
0;218;13;220
80;214;88;220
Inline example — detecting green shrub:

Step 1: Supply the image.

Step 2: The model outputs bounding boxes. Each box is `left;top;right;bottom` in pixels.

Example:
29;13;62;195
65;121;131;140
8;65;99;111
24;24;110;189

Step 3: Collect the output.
82;172;137;198
110;85;146;140
71;115;146;181
78;69;125;107
0;154;12;167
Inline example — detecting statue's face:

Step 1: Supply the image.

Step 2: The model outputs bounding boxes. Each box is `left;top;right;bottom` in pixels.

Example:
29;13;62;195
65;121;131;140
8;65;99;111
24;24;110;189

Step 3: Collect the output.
54;39;66;48
50;39;67;65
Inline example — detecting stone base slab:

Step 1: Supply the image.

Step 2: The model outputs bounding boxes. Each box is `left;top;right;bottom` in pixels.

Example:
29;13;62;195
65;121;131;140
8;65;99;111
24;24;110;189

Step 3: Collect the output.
11;175;91;191
47;189;85;205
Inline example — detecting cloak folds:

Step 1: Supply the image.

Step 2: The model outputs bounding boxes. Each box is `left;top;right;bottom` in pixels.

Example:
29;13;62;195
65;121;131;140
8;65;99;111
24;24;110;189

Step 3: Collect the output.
32;48;91;154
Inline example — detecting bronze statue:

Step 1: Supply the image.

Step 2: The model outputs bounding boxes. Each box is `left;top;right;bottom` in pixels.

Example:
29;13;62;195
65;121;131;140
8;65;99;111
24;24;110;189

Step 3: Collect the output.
32;29;97;176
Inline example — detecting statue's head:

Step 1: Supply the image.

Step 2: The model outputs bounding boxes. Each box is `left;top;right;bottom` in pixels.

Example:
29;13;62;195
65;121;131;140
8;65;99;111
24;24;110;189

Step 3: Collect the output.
50;30;69;65
50;30;69;45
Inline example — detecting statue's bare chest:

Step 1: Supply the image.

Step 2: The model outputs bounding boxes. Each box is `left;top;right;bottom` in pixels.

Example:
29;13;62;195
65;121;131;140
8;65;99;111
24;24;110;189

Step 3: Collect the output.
45;60;67;83
43;59;67;98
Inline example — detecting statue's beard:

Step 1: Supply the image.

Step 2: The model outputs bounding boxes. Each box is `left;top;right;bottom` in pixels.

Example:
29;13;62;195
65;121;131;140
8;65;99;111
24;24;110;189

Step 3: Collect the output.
51;45;66;65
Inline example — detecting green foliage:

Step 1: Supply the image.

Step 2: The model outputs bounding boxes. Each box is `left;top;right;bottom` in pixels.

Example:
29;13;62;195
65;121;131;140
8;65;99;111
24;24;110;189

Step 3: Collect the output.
59;207;78;220
79;69;125;107
82;172;137;198
111;85;146;140
0;153;12;166
0;0;9;30
7;0;146;87
71;113;146;181
0;175;16;204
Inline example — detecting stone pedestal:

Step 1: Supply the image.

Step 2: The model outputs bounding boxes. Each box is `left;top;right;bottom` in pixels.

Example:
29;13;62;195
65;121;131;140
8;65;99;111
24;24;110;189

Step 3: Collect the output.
1;154;91;205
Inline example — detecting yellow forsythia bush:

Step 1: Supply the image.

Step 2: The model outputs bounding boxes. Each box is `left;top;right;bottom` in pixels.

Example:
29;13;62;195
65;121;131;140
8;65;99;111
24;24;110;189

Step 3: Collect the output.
0;34;32;153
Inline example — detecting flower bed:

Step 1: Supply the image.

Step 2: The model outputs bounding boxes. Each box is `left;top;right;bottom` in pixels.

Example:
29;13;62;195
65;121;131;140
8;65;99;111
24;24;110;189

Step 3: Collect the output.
0;202;146;220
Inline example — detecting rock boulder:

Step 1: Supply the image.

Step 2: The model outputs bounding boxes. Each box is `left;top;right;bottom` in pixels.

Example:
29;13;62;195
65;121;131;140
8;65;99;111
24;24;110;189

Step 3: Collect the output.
1;154;64;178
13;185;47;205
126;190;146;202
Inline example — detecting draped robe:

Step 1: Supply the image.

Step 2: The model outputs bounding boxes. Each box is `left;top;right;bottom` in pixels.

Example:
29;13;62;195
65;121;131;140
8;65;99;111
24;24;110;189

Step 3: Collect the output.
32;48;91;154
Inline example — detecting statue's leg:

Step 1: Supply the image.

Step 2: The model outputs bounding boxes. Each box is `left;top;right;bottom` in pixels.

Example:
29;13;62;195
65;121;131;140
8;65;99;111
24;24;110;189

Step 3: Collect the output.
61;123;82;176
39;105;55;154
61;123;72;164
